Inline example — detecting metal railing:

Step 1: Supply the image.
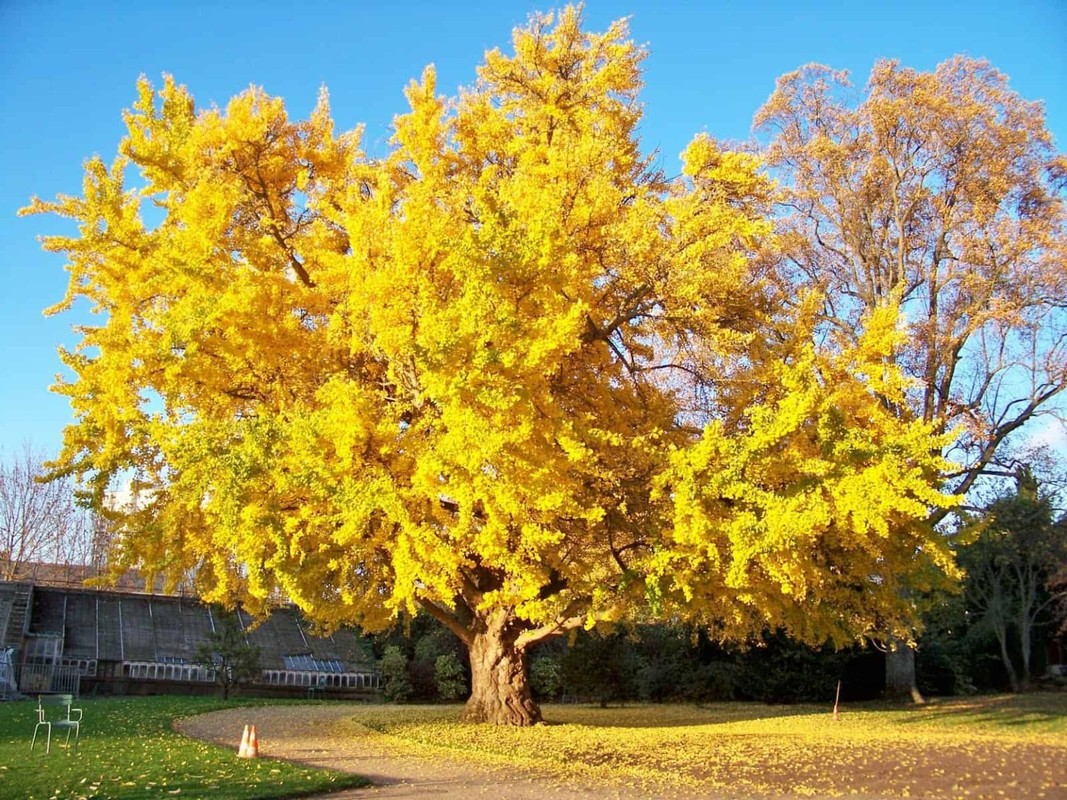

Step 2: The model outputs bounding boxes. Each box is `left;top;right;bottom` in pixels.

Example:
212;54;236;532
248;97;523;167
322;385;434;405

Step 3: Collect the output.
18;663;82;696
260;668;380;690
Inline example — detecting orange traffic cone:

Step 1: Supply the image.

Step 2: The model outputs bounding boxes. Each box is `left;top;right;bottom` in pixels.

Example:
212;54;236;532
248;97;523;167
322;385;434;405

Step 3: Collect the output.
246;724;260;758
238;724;250;757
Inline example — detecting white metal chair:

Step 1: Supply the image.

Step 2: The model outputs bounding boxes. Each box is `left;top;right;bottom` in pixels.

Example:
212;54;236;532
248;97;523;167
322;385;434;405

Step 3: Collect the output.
30;694;82;754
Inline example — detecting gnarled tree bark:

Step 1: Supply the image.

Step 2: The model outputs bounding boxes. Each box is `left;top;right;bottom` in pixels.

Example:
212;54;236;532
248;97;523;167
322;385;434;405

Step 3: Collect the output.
462;619;540;725
418;582;586;725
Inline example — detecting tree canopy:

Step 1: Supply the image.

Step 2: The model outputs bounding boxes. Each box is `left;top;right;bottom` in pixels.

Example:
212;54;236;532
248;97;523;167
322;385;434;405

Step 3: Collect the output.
24;7;956;724
755;56;1067;502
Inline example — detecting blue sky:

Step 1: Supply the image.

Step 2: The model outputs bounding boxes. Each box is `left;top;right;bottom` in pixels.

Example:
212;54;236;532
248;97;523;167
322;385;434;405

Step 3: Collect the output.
1;0;1065;459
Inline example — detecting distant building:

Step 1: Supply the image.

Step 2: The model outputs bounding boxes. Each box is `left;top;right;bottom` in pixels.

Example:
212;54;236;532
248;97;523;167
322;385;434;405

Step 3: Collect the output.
1;560;176;594
0;579;380;698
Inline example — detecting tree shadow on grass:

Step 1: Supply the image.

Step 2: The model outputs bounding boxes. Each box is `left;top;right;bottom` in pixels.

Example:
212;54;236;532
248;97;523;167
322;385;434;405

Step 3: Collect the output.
536;693;1067;735
539;701;834;729
895;692;1067;729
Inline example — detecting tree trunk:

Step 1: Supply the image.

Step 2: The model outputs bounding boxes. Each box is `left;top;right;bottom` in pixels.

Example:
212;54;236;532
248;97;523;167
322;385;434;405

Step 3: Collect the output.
884;641;924;703
992;619;1020;692
1018;617;1032;690
461;615;541;726
1017;571;1037;691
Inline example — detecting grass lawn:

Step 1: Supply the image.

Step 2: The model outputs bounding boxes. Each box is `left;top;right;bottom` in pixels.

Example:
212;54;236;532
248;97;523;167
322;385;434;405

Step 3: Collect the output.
348;693;1067;798
0;695;368;800
3;693;1063;799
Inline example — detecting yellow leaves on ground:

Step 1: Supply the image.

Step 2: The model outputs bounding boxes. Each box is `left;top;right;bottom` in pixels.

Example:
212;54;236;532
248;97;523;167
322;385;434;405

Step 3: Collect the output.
349;697;1067;799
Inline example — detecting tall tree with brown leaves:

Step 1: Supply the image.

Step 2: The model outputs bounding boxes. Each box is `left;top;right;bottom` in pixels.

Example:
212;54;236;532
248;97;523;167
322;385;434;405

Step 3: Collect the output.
0;443;91;580
755;56;1067;697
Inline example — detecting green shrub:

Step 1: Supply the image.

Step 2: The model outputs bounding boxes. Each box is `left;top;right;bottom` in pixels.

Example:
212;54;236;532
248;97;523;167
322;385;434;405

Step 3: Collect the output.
685;661;741;702
380;645;414;702
530;655;563;700
434;652;467;701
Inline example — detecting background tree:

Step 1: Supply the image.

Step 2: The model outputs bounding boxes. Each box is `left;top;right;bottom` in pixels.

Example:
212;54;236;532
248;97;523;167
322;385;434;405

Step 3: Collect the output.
1053;518;1067;645
434;652;468;701
959;468;1067;690
0;443;92;581
25;8;955;724
194;610;262;699
911;585;979;696
379;646;414;703
754;56;1067;697
411;624;466;700
529;652;563;701
560;628;639;707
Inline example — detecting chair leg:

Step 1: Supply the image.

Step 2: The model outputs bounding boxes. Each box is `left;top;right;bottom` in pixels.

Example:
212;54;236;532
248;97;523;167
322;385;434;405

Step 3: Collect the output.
30;722;51;754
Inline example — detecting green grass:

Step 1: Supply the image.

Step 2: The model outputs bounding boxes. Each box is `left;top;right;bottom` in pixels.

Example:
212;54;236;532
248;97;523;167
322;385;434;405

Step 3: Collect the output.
3;693;1063;799
0;695;368;800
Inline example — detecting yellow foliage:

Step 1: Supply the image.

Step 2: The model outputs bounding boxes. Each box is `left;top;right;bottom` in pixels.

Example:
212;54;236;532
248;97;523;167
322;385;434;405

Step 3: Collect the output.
24;6;958;682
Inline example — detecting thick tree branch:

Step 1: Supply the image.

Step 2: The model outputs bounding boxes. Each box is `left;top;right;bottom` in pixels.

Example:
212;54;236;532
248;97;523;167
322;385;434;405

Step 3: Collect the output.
514;603;588;650
416;597;474;645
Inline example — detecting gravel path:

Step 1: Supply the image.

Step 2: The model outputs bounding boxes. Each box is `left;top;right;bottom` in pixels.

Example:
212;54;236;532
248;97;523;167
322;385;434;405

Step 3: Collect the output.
177;703;1066;800
174;704;702;800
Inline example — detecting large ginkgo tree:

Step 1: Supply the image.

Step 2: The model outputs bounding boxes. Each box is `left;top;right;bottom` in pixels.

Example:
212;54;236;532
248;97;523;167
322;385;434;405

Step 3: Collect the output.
25;8;955;724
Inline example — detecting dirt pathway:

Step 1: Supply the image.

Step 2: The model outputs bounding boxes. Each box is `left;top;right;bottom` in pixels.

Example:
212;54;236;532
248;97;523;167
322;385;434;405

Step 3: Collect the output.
174;704;710;800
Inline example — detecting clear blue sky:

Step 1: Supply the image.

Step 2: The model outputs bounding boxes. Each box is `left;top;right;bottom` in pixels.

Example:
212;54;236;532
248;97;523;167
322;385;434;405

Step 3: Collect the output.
2;0;1065;459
